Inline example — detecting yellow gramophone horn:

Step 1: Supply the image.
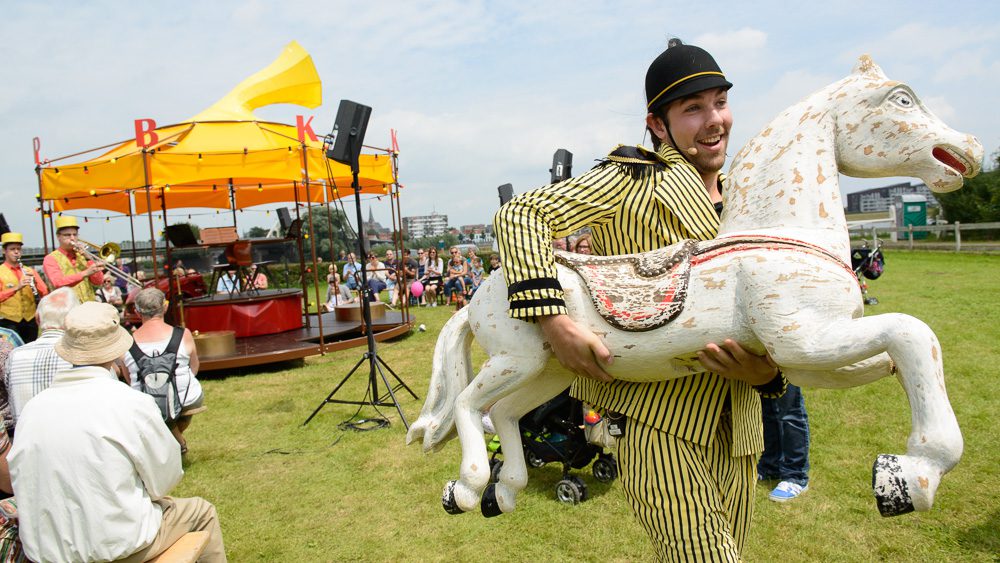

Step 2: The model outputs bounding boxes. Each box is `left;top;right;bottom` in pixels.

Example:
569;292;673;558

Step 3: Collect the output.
188;40;322;122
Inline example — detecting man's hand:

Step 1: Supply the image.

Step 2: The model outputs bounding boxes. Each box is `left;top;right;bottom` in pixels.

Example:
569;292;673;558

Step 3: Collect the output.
697;339;778;385
539;314;614;382
83;263;103;276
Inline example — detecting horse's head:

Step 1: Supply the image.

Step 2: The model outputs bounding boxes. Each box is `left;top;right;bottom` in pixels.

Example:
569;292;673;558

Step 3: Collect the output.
832;55;983;193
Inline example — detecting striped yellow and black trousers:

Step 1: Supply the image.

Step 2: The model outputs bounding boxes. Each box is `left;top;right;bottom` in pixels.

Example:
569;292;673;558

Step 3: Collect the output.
618;412;755;562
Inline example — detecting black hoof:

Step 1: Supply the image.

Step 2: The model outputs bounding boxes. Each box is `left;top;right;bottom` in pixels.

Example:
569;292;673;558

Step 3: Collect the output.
872;454;915;517
442;480;465;515
481;484;503;517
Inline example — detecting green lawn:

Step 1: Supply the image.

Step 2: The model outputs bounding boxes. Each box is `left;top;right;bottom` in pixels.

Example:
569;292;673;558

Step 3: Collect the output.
177;251;1000;561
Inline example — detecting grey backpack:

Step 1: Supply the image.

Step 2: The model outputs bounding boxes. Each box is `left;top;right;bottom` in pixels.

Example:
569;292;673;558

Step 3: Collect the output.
129;326;184;421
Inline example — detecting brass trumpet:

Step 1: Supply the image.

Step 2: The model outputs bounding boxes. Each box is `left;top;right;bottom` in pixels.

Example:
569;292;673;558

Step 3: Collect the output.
75;239;143;288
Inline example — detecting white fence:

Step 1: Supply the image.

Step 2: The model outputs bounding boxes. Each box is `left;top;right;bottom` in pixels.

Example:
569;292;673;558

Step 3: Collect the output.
848;222;1000;252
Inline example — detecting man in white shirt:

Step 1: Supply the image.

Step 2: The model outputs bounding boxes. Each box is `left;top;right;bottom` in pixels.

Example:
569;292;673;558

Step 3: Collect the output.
9;301;226;562
2;287;77;432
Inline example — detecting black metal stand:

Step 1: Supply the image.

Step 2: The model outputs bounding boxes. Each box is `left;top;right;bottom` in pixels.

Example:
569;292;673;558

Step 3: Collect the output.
303;138;417;429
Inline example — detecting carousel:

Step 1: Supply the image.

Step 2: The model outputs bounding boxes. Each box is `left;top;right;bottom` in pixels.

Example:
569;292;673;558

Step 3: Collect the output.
33;41;414;371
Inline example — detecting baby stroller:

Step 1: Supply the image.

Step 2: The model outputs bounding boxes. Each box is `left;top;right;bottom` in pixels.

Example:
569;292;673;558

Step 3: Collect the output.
850;239;886;305
486;389;618;505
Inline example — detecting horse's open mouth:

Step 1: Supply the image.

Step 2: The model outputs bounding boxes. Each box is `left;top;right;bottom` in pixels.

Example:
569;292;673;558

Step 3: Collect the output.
933;146;972;177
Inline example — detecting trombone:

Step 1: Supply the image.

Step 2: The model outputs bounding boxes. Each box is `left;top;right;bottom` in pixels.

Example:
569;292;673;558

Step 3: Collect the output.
75;239;144;288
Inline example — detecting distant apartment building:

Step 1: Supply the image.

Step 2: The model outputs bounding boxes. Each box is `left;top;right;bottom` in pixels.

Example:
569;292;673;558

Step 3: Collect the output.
845;182;939;214
402;212;448;238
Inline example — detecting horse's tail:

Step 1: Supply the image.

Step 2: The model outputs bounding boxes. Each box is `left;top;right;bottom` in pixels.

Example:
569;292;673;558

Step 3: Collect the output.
406;306;474;452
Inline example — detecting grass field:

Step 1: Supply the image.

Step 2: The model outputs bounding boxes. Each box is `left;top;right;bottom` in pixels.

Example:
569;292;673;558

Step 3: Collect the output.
176;251;1000;562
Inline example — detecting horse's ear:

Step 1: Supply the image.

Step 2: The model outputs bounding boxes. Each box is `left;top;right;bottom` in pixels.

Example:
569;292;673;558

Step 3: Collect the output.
853;54;886;79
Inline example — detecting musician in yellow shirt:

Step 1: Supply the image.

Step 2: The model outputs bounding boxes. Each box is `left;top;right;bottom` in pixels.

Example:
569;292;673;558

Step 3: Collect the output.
41;216;104;304
0;232;49;343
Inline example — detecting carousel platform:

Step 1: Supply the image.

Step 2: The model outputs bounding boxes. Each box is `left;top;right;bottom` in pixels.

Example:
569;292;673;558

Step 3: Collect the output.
195;307;414;372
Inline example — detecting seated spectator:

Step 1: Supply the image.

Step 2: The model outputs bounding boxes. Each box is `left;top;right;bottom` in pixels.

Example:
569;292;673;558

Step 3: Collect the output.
172;260;186;278
444;247;469;307
216;269;239;294
342;252;362;294
487;254;502;274
573;233;593;255
383;250;398;305
366;253;387;302
0;417;24;559
124;288;205;455
420;248;443;307
135;270;147;282
398;248;419;307
9;301;226;562
97;275;124;309
3;288;78;433
469;257;485;294
0;337;15;435
248;264;268;290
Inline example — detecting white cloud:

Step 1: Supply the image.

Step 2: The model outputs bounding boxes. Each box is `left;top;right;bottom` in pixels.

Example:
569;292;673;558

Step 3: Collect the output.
694;27;768;71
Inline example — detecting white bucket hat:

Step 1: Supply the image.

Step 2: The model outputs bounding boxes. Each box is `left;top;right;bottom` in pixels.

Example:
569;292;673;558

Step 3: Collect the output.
55;302;133;365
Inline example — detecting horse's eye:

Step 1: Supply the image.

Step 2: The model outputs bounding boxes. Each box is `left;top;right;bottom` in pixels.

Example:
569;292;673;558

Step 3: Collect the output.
888;90;914;109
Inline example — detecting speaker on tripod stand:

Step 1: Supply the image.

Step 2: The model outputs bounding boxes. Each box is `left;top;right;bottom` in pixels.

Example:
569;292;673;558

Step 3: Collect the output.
303;100;418;429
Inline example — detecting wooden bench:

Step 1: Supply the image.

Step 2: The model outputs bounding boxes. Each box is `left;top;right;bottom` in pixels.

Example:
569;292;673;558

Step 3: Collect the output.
148;531;210;563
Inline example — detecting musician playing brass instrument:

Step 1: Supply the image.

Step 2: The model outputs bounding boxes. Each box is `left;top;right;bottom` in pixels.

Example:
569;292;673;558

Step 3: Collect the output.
0;232;49;343
42;216;104;303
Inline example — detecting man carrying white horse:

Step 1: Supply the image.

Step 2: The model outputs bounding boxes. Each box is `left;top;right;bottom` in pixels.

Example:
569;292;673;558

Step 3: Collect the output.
494;39;783;561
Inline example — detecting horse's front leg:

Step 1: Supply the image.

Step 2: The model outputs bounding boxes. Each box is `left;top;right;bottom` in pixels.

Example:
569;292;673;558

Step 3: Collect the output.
783;352;893;388
448;352;548;513
483;370;576;516
767;313;962;516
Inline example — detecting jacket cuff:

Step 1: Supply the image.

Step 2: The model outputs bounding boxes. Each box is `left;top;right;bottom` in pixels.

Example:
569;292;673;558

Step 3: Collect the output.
753;370;787;399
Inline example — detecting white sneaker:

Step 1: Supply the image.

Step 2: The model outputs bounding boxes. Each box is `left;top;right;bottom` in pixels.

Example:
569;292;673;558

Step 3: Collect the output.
769;481;808;502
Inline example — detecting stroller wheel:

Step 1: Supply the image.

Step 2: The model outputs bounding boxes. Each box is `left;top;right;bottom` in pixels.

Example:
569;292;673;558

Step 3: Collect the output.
526;450;545;468
489;459;503;484
555;479;584;505
593;455;619;483
570;476;589;502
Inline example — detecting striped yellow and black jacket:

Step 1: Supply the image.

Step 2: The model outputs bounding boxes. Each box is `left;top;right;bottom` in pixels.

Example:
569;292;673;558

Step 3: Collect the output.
493;143;764;457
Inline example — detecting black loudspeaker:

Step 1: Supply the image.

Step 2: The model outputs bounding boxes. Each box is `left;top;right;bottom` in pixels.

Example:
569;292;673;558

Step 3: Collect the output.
0;214;9;237
550;148;573;183
165;223;199;247
285;218;303;239
498;183;514;205
326;100;372;166
276;207;292;231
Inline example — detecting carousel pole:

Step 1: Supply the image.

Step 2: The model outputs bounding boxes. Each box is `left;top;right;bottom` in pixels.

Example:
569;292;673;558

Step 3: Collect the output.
161;187;172;281
35;167;49;254
301;144;325;352
293;181;310;329
128;194;139;270
228;178;237;229
142;149;159;278
388;151;409;323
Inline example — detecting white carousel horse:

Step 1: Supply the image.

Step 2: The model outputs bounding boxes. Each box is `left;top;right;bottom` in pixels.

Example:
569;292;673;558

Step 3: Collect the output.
407;56;983;518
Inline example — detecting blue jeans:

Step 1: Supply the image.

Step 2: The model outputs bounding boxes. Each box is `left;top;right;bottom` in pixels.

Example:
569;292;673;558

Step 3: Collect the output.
758;383;810;486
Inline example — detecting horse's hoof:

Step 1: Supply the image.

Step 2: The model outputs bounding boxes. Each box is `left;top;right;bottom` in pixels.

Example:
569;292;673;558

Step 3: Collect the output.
442;480;465;515
872;455;915;517
481;484;503;517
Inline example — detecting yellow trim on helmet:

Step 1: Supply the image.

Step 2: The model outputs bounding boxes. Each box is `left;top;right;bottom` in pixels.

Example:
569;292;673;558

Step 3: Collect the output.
647;71;726;109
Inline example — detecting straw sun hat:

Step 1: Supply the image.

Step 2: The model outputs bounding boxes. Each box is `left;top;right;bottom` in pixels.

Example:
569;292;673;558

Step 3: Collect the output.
55;302;133;365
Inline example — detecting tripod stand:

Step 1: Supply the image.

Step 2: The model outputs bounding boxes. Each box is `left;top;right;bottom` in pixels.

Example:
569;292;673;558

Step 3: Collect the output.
303;103;417;428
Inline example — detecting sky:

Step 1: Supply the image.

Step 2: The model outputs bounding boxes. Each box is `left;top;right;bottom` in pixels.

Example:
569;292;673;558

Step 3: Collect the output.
2;1;998;246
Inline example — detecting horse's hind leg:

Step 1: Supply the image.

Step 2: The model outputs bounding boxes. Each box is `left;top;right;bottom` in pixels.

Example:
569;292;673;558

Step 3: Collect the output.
767;313;962;516
448;353;547;513
483;371;576;516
